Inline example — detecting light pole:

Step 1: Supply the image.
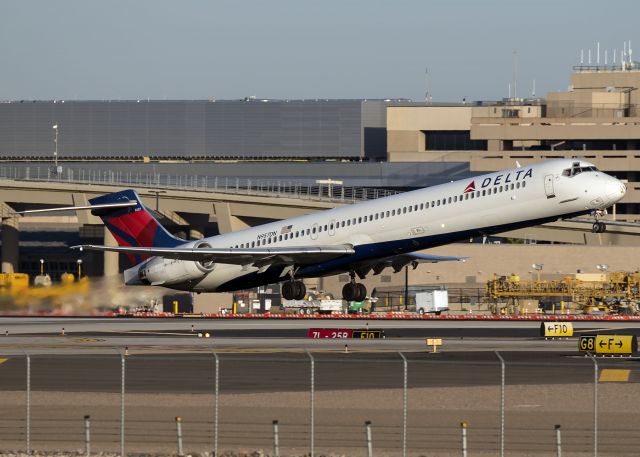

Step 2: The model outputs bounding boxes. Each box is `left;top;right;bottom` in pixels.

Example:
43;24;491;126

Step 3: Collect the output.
39;259;44;276
77;259;83;279
532;263;543;282
150;190;166;212
52;124;61;174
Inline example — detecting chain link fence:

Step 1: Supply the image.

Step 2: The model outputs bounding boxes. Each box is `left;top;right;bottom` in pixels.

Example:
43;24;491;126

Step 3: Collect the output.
0;351;638;456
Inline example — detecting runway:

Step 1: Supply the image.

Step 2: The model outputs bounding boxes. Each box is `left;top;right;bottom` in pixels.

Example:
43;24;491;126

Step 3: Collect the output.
0;317;638;393
0;317;639;355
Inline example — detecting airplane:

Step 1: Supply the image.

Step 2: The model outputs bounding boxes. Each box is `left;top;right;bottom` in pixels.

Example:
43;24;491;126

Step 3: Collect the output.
30;158;625;301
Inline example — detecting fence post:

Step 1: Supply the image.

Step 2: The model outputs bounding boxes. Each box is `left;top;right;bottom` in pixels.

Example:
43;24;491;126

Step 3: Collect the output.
175;416;184;456
306;351;315;457
213;353;220;457
461;421;468;457
495;351;506;457
398;352;407;457
587;352;598;457
84;415;91;457
26;354;31;454
555;424;562;457
272;420;280;457
120;353;125;457
365;421;373;457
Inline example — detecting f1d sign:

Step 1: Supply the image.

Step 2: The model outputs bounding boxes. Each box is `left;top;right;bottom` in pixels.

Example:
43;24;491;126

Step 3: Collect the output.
540;322;574;338
579;335;638;354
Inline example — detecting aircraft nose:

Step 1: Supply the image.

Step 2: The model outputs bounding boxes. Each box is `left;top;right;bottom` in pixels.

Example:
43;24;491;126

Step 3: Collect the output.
605;178;626;203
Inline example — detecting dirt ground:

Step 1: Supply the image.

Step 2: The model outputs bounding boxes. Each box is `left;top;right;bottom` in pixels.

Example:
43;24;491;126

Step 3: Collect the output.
0;382;638;456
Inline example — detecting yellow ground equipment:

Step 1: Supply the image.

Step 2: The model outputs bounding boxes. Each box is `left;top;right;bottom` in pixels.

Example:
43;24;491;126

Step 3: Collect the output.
0;272;90;310
486;272;640;315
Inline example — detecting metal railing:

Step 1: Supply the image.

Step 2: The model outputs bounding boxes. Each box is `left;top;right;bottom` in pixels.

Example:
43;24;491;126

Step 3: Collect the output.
0;165;401;203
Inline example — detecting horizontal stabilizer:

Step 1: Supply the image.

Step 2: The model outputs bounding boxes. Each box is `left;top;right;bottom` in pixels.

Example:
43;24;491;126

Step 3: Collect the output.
17;201;137;215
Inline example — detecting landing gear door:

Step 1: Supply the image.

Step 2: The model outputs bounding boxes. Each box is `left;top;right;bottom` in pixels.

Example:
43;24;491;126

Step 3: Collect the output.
544;174;556;198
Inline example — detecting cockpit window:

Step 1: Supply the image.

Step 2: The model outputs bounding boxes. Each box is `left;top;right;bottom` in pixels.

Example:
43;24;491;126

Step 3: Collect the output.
562;166;599;177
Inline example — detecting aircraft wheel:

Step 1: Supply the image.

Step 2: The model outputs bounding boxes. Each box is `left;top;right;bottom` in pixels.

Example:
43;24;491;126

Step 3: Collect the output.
355;283;367;302
592;221;606;233
293;281;306;300
281;282;293;300
342;283;357;301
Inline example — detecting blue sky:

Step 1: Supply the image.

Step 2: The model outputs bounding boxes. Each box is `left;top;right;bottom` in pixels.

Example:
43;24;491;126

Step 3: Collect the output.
1;0;638;101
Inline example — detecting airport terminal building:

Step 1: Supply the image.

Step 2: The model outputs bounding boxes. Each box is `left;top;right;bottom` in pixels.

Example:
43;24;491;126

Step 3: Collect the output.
1;65;640;281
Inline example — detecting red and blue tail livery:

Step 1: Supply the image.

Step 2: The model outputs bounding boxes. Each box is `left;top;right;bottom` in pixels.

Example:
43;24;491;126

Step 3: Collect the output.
89;190;183;264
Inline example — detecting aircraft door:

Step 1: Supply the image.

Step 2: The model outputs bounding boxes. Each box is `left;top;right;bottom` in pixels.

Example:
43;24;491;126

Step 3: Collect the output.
311;223;319;240
544;174;556;198
329;219;336;236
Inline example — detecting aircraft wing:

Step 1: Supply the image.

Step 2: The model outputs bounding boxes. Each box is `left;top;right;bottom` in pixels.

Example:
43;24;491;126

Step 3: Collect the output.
71;244;355;266
353;252;467;278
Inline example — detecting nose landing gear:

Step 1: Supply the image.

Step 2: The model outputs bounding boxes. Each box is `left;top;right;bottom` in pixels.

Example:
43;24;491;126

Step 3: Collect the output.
592;221;607;233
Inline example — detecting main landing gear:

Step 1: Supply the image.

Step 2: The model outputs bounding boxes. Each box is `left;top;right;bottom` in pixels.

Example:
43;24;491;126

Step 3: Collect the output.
281;280;306;300
342;273;367;302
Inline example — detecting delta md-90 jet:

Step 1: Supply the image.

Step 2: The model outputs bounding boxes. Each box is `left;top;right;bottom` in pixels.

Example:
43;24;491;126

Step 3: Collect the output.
54;159;624;301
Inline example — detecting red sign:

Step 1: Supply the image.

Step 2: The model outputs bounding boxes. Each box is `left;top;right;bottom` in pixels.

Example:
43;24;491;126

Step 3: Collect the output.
307;328;353;339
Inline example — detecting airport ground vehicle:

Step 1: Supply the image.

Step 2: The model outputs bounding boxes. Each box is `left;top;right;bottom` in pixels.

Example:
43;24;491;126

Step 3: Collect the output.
282;298;344;314
416;290;449;315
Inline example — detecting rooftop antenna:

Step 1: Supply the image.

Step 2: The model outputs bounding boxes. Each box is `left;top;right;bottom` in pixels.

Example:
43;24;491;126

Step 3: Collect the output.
512;50;518;99
605;49;608;66
580;49;584;64
508;82;511;99
623;41;627;69
597;41;600;65
629;40;633;65
424;67;431;102
614;49;617;64
532;78;536;98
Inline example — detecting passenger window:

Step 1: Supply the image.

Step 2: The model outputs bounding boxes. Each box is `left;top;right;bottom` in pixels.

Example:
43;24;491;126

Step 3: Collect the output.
386;211;390;217
414;204;418;211
279;235;282;241
324;225;328;231
522;181;526;188
419;203;424;210
437;200;440;206
306;229;311;235
516;182;521;189
358;217;362;223
470;193;474;199
454;196;457;202
330;223;334;230
312;227;316;234
448;197;452;203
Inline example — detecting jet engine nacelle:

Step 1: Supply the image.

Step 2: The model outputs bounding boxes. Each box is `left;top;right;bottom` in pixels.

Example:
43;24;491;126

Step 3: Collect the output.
138;242;216;286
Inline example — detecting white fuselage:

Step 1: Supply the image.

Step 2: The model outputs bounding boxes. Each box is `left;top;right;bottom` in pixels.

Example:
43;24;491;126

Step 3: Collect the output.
129;159;626;292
